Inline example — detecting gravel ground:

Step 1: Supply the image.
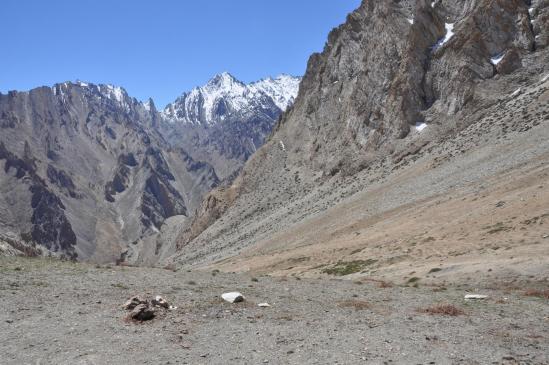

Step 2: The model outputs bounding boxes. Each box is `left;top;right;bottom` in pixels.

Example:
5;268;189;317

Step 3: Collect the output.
1;257;548;365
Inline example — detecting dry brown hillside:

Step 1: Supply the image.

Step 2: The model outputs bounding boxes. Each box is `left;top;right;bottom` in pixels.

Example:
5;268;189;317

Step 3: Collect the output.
171;0;549;287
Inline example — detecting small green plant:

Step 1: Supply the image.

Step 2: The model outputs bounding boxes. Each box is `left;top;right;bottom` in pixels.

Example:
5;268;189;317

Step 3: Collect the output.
321;259;377;276
483;222;512;234
111;283;129;290
432;286;447;292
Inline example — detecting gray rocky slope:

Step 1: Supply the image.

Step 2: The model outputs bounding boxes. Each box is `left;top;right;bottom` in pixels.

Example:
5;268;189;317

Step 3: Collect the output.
0;75;299;263
171;0;549;267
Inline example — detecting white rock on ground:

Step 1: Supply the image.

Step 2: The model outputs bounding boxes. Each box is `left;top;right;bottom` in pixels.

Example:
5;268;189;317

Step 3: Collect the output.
464;294;489;300
221;292;245;303
152;295;170;308
258;303;271;308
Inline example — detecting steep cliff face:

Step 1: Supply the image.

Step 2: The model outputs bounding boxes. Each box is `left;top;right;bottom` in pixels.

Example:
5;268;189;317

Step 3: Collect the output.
172;0;549;266
270;0;535;176
0;82;218;262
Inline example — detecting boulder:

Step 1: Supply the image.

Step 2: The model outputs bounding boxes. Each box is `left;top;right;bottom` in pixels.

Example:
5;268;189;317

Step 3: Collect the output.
496;49;522;75
464;294;488;300
122;295;147;310
221;292;245;303
128;304;155;321
152;295;169;309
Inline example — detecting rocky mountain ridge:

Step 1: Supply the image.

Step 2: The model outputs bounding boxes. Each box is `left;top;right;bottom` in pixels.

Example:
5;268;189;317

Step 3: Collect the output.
0;81;218;262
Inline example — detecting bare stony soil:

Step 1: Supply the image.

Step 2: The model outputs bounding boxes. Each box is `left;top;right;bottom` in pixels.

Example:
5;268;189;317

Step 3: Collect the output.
1;257;548;365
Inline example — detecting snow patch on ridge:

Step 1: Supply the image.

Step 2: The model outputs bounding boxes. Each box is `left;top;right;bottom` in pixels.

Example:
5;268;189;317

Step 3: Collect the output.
415;122;428;132
143;100;151;111
105;84;125;104
511;88;522;97
490;52;505;65
250;74;300;111
433;23;455;51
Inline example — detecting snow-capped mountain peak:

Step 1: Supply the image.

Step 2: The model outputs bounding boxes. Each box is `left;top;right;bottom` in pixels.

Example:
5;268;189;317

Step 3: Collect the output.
52;81;132;108
161;73;301;126
250;74;301;110
206;72;243;89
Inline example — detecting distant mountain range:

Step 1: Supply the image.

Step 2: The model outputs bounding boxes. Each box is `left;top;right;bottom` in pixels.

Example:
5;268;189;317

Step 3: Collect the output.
0;73;300;263
163;73;299;125
159;73;301;181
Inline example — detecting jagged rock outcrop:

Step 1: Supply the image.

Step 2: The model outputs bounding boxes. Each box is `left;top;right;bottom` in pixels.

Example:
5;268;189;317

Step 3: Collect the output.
0;141;77;259
0;232;42;257
171;0;549;266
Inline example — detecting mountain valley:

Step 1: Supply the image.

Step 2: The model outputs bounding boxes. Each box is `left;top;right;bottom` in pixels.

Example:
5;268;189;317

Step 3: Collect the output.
0;74;300;263
1;1;548;363
171;0;549;287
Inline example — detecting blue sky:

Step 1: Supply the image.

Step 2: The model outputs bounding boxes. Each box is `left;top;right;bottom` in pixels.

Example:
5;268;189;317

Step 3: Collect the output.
1;0;361;108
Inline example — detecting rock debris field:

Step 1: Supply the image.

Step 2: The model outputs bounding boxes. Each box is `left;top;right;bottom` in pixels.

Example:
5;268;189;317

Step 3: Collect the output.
1;257;548;364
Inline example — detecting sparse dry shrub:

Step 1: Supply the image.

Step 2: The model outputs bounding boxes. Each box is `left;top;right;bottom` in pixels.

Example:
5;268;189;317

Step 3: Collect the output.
377;280;393;288
117;261;133;267
361;278;393;288
163;263;177;272
524;289;549;299
338;299;370;310
418;304;464;316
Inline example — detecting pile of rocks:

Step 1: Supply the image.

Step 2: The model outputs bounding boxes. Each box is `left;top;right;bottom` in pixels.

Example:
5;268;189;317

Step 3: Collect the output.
122;295;177;321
